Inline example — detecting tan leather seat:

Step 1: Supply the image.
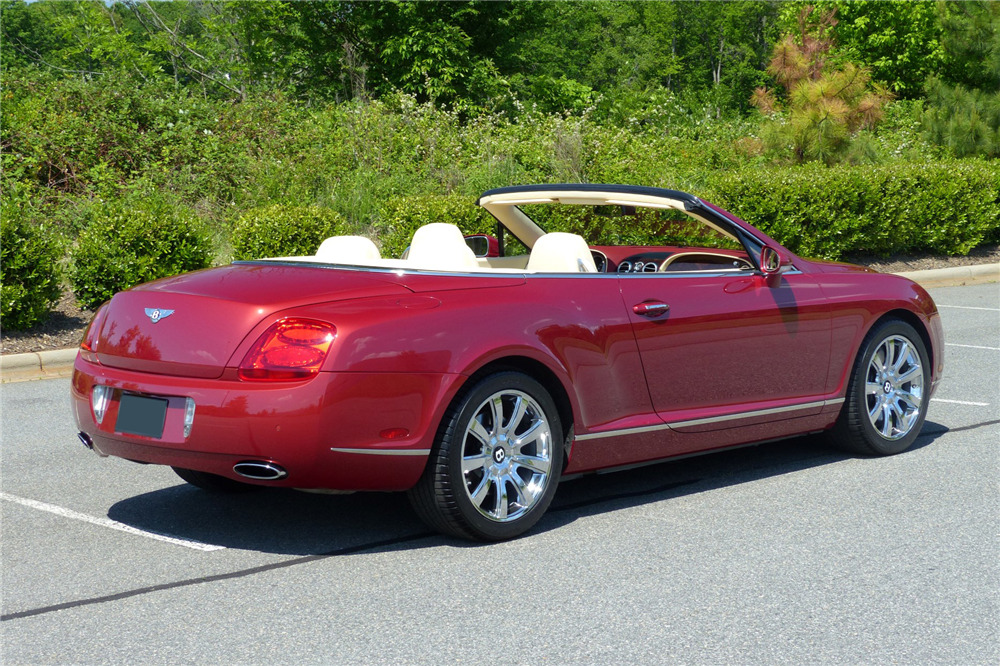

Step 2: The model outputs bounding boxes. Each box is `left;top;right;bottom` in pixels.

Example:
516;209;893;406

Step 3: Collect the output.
316;236;381;264
526;232;598;273
407;223;480;271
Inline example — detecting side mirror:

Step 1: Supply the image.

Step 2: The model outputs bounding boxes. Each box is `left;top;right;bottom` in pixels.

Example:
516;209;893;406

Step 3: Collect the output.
760;245;789;285
464;234;500;258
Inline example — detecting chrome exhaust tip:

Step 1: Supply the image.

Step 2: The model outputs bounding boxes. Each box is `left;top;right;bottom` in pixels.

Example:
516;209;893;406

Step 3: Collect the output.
233;461;288;481
78;432;94;451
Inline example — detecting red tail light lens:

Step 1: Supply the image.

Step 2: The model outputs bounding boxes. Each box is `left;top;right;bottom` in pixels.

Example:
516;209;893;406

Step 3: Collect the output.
238;319;336;381
79;303;109;363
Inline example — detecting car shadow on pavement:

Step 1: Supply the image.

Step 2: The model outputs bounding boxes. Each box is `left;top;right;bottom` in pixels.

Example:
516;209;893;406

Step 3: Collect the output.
106;423;948;555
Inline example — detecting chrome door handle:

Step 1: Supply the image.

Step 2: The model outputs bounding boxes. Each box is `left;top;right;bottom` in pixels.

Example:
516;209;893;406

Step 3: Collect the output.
633;301;670;317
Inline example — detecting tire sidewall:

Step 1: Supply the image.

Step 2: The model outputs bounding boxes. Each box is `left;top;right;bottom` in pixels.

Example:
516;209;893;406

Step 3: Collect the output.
443;372;563;541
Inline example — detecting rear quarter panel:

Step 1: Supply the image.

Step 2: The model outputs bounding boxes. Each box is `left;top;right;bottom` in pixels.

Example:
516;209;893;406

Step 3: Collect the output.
275;273;653;442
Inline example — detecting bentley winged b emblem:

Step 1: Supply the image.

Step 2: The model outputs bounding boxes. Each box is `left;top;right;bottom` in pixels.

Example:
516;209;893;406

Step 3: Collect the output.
144;308;175;324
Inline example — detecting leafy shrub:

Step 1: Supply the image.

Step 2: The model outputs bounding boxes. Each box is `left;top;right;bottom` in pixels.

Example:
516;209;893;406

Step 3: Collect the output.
706;161;1000;259
0;207;63;330
231;205;346;260
70;206;212;310
374;195;495;258
522;204;740;249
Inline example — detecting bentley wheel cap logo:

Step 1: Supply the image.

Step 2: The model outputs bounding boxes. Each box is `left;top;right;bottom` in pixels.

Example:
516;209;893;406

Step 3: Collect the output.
145;308;175;324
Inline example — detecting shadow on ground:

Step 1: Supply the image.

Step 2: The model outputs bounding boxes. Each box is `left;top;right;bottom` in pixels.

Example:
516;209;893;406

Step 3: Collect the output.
107;424;948;556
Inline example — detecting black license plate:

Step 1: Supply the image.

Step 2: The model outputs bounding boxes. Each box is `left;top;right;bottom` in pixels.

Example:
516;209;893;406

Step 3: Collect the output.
116;394;168;439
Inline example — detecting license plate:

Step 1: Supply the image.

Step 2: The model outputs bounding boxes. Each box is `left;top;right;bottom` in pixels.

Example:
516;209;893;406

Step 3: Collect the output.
116;394;168;439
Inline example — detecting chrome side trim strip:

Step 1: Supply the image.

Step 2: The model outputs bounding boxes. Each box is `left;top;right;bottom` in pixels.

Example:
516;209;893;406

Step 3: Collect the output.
574;399;844;442
575;422;671;441
330;447;431;456
670;399;839;428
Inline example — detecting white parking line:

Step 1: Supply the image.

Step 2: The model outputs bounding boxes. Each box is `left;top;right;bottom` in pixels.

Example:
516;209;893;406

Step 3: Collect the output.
0;492;224;552
946;343;1000;351
937;305;1000;312
931;399;990;407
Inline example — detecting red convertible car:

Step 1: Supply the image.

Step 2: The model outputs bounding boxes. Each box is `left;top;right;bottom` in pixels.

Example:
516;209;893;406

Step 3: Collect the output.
71;184;943;540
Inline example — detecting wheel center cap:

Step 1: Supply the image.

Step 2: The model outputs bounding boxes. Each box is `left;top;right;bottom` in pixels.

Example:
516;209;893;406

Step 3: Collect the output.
493;447;506;464
883;380;892;394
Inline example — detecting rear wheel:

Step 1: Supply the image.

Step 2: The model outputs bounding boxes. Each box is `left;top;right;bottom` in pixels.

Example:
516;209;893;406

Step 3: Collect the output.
830;319;930;456
171;467;260;493
408;372;563;541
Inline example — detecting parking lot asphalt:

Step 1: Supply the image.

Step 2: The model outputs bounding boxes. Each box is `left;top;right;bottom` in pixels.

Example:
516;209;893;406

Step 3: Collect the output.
1;282;997;665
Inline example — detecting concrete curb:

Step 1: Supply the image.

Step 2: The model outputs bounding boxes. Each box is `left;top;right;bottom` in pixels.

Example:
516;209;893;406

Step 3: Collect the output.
897;262;1000;288
2;262;998;384
1;348;78;383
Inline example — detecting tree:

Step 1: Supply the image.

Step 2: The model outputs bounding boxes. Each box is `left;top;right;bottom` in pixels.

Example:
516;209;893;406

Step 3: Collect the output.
751;5;891;164
921;1;1000;158
784;0;945;98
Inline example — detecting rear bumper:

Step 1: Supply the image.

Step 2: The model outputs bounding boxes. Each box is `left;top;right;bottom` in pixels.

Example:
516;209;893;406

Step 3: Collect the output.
71;354;460;491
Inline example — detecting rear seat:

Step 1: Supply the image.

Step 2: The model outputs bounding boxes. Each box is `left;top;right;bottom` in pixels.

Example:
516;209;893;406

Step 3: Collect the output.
405;223;481;272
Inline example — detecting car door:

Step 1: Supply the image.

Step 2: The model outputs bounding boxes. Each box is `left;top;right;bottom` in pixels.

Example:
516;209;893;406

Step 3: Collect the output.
619;269;833;432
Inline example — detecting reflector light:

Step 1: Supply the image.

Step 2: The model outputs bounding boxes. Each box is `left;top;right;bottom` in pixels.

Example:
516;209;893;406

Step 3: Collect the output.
239;319;336;381
380;428;410;440
92;385;113;425
183;397;196;438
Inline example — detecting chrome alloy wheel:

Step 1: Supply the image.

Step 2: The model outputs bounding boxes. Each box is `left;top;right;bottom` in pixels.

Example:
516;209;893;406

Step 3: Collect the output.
461;389;553;522
865;334;925;440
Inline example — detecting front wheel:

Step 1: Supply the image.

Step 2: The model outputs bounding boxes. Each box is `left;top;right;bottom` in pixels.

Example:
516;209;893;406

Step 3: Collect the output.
408;372;563;541
830;319;930;456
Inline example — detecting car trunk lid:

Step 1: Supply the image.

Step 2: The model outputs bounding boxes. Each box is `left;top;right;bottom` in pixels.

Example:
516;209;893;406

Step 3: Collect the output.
93;263;412;378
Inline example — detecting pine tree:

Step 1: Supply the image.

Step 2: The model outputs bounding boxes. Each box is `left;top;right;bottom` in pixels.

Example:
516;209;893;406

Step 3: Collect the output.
750;6;891;165
922;1;1000;158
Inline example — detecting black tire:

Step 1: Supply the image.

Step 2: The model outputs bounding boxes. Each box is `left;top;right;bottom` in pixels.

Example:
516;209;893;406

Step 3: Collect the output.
829;319;931;456
408;371;564;541
171;466;261;493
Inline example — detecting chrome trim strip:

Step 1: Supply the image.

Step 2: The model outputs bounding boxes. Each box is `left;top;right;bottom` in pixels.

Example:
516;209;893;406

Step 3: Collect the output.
574;399;843;442
575;422;671;441
669;399;837;428
330;447;431;456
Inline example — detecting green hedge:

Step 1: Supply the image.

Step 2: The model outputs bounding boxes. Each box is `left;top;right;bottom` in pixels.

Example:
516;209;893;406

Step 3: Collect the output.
705;162;1000;259
70;206;212;310
373;163;1000;261
374;195;496;258
231;205;346;260
1;208;63;330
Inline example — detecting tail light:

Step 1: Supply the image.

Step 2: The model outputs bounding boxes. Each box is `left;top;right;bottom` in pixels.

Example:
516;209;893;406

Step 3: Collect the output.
80;303;110;363
238;318;336;381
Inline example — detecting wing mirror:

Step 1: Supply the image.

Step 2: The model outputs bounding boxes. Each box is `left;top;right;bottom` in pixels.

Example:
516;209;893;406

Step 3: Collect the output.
464;234;499;258
760;245;789;285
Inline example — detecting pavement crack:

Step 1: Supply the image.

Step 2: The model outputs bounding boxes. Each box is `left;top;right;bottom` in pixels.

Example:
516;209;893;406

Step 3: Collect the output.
921;418;1000;436
1;531;433;622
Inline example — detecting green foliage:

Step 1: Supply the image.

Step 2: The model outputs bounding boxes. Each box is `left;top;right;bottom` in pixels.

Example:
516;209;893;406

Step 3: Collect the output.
920;2;1000;158
231;206;346;260
792;0;946;98
706;162;1000;259
0;205;63;330
753;6;892;165
374;195;494;258
70;205;212;310
521;204;739;249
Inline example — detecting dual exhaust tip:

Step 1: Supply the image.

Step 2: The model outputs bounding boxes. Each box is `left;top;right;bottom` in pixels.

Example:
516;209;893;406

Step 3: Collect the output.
76;432;287;482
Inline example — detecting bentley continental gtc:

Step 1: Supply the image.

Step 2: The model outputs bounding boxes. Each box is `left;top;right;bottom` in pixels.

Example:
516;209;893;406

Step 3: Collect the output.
71;184;943;540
